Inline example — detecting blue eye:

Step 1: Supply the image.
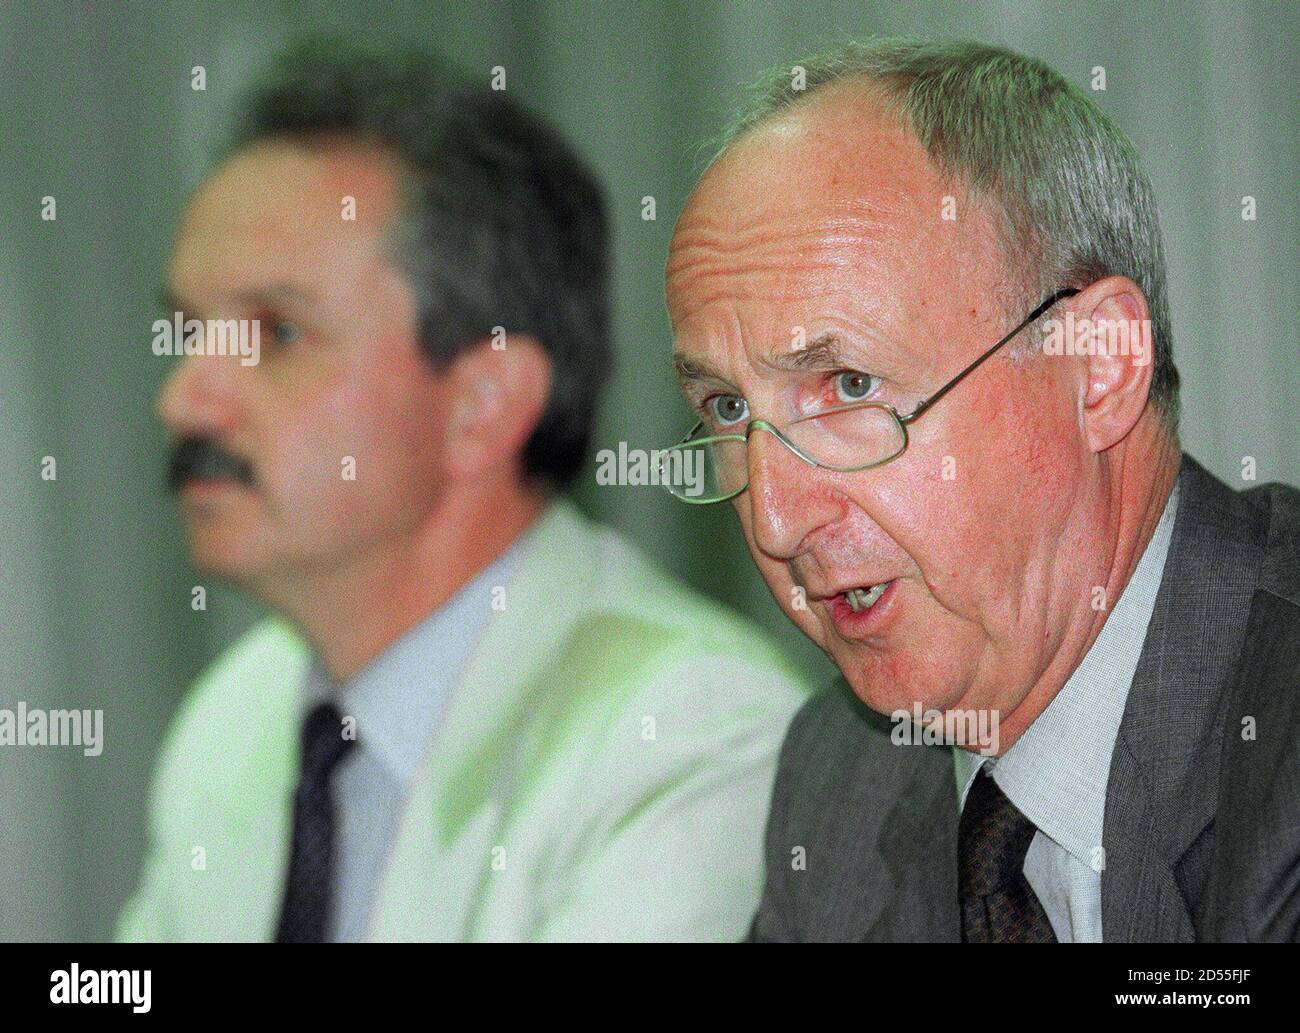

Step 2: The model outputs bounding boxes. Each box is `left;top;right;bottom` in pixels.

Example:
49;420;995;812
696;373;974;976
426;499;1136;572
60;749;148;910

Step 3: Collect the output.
710;395;749;426
834;371;879;402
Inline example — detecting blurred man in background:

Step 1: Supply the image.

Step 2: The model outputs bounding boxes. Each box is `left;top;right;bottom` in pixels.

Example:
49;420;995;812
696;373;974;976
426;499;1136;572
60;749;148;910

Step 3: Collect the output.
119;38;809;942
663;39;1300;941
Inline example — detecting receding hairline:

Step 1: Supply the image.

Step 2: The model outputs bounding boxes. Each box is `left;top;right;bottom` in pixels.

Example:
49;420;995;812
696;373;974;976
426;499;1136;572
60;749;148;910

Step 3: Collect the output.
709;67;1003;242
717;70;908;157
683;70;1024;315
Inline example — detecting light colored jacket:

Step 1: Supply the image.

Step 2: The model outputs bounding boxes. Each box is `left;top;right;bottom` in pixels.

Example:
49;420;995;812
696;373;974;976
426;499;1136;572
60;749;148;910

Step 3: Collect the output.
117;499;812;941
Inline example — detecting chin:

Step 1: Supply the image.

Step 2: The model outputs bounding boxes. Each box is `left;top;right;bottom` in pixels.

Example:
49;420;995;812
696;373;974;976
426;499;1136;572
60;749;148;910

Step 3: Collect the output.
184;528;275;583
832;643;973;719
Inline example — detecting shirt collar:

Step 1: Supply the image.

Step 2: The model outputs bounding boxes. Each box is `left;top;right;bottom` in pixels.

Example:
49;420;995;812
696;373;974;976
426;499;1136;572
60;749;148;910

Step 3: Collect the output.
301;522;537;788
954;481;1180;868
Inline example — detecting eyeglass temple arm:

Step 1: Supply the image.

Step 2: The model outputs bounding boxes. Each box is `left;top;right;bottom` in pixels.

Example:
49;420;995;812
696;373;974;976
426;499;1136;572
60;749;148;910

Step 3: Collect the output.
900;288;1080;424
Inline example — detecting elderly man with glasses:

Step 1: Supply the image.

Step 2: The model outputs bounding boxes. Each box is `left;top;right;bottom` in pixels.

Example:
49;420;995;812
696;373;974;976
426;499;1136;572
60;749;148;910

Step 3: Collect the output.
662;39;1300;942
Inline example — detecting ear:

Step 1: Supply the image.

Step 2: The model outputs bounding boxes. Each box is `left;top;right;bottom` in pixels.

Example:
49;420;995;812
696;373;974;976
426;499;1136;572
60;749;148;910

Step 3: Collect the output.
442;334;553;481
1070;275;1156;453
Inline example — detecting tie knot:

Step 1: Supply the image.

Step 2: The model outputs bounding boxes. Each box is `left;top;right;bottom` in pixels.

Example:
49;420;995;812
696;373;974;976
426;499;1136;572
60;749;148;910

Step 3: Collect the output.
959;768;1039;897
298;702;355;780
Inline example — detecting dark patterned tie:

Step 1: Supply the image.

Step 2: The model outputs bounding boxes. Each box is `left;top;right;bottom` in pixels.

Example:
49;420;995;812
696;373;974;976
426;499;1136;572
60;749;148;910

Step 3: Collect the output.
958;768;1058;943
275;702;355;943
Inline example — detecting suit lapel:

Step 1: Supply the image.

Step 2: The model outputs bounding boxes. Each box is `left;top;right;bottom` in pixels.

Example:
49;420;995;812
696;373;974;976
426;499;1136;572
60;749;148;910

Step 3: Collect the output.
368;500;596;940
865;743;961;942
1103;456;1266;940
187;621;306;941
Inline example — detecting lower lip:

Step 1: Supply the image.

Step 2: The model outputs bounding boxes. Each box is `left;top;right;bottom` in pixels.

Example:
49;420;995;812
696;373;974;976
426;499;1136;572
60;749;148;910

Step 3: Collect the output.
826;579;900;638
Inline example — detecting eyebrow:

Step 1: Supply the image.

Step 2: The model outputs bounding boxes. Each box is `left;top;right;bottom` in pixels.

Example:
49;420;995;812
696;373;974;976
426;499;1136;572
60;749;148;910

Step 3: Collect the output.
674;332;866;390
158;283;315;316
759;333;852;373
673;352;731;388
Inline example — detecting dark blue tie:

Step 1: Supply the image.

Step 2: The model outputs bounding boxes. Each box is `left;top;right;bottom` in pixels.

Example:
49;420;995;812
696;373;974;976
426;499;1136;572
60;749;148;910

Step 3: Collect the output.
275;702;355;943
959;768;1058;943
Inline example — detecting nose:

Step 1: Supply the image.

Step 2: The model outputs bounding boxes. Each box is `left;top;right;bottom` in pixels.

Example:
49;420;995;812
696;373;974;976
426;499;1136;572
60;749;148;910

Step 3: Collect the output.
155;352;242;439
743;425;843;560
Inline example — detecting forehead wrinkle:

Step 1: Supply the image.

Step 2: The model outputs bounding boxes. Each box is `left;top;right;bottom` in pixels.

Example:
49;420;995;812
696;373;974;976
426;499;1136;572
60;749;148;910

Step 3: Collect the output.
673;299;758;389
669;216;893;278
666;236;851;296
668;192;901;267
670;283;846;332
667;233;892;333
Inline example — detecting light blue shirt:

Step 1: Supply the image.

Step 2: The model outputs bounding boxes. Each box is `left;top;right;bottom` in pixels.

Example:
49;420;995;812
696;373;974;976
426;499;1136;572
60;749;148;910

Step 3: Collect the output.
299;535;531;942
953;483;1179;942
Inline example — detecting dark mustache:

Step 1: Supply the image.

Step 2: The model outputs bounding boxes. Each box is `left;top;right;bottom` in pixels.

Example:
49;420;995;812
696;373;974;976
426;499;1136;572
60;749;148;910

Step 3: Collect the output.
166;436;256;493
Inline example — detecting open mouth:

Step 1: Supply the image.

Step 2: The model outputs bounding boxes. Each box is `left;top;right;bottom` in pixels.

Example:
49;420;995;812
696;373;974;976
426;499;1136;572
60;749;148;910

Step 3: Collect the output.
843;582;890;612
825;578;900;635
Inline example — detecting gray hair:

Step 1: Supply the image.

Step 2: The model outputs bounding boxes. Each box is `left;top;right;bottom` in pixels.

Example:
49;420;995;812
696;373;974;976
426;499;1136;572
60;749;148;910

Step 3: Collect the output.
719;38;1180;429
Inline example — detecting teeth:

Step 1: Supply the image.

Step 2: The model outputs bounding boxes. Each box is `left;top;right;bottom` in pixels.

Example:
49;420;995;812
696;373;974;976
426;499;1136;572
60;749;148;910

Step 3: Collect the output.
845;582;889;612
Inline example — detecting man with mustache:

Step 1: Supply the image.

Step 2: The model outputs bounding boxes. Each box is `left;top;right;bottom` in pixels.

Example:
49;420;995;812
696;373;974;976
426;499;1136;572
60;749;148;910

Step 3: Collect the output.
118;39;810;942
663;39;1300;941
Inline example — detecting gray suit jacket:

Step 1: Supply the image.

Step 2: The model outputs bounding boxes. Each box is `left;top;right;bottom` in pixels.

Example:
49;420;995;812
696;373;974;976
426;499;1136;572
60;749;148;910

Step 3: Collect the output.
751;454;1300;942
